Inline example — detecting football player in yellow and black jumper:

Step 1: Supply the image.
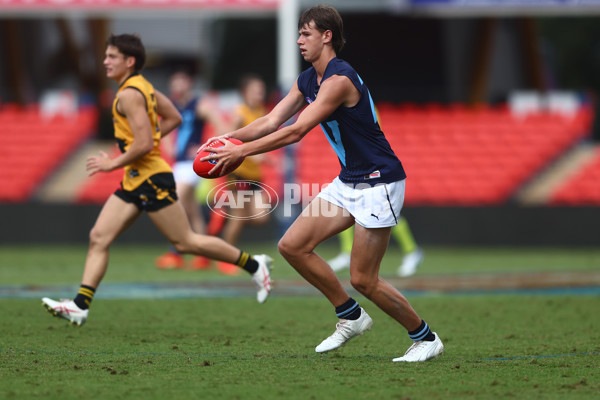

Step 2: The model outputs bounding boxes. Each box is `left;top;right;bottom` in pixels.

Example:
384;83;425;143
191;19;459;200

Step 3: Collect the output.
42;34;272;327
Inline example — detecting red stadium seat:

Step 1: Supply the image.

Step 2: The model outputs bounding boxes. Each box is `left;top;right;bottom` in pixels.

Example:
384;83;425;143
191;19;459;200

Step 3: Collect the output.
0;106;98;203
550;148;600;205
297;102;594;206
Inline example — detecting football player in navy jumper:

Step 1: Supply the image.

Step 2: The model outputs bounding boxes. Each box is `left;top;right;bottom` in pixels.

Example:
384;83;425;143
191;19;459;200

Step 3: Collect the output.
200;5;444;362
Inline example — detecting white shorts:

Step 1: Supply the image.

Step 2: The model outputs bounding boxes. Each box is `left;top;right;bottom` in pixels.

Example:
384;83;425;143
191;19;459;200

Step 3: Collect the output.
173;160;201;187
317;177;405;228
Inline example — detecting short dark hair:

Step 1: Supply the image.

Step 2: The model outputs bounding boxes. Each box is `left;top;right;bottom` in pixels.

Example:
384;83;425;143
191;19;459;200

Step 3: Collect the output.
239;73;263;92
298;4;346;54
170;68;194;80
106;34;146;72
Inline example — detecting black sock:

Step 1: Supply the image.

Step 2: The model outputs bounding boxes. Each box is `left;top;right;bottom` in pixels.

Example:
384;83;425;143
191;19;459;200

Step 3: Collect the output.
73;285;96;310
408;320;435;342
236;251;258;274
335;298;362;320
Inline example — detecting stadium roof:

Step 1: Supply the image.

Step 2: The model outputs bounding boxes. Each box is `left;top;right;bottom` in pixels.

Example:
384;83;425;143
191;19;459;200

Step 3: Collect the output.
2;0;600;18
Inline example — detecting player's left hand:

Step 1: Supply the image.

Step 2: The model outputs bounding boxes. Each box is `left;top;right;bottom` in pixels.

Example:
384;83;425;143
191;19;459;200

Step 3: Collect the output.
197;134;230;153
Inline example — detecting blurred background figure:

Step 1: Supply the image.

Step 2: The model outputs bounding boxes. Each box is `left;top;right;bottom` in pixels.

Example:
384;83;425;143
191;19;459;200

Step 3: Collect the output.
216;74;272;275
328;217;424;277
155;68;227;271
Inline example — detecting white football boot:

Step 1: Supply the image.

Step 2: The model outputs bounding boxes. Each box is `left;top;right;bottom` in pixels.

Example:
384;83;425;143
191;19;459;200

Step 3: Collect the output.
315;307;373;353
328;252;351;272
252;255;273;304
398;248;424;277
392;332;444;362
42;297;89;327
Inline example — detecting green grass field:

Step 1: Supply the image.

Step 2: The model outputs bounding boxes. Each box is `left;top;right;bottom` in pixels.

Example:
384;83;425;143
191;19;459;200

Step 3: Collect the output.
1;243;599;399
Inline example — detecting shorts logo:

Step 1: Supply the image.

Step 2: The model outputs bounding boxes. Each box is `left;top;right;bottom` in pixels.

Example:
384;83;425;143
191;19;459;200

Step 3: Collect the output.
370;213;380;220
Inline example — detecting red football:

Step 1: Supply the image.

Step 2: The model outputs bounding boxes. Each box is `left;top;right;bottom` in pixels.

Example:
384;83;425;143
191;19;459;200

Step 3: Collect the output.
193;138;245;179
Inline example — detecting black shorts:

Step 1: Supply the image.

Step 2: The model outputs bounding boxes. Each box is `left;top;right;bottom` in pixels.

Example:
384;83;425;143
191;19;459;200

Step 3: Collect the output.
228;174;262;191
114;173;178;212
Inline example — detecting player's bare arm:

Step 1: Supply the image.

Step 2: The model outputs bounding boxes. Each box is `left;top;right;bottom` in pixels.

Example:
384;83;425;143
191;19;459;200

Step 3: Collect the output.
197;82;306;175
229;108;245;132
201;75;354;175
156;89;182;137
86;88;154;176
244;77;350;154
235;84;307;142
199;82;306;154
197;97;227;135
